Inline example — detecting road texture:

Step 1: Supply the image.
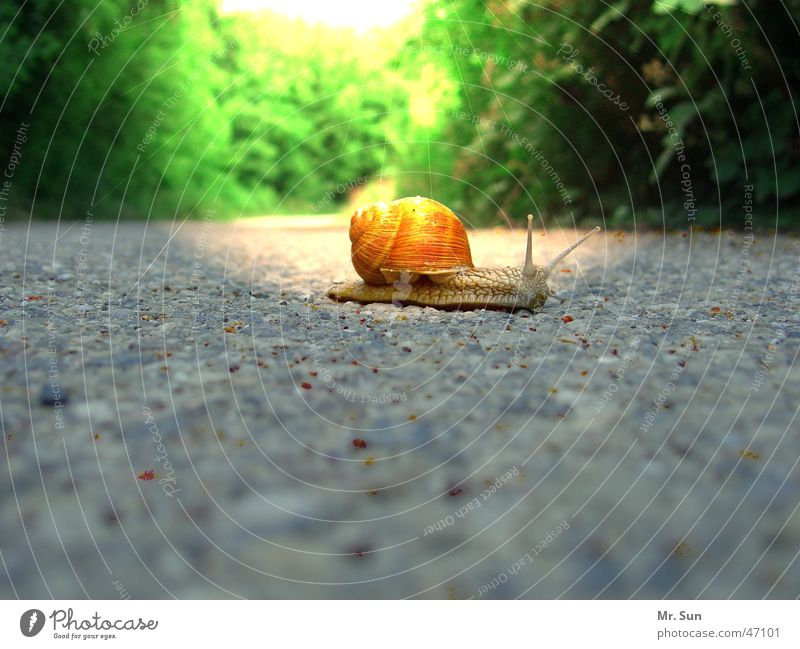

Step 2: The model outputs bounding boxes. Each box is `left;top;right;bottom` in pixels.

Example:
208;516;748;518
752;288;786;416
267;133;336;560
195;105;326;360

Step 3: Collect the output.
1;217;798;598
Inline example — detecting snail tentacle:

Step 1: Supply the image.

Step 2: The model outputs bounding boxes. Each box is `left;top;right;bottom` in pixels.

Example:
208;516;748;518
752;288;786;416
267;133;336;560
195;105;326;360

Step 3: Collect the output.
523;213;536;279
545;226;601;276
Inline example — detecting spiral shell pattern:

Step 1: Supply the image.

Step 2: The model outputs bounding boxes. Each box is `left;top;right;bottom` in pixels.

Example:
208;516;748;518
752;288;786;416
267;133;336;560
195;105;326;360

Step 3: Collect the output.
349;196;474;285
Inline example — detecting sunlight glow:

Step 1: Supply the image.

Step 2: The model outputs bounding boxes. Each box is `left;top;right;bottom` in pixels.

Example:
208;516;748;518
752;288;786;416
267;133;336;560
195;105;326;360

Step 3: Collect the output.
220;0;421;31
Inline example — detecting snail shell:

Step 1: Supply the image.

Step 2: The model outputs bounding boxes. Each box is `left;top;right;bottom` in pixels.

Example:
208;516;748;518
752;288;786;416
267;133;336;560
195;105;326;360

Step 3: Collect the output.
350;196;473;285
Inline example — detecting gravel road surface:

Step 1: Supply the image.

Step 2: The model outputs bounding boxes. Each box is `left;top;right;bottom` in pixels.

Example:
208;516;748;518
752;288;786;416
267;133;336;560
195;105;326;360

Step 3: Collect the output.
1;217;798;599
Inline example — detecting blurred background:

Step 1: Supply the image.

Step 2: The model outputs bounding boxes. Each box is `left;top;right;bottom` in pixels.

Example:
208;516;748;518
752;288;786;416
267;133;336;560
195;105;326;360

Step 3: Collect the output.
1;0;798;228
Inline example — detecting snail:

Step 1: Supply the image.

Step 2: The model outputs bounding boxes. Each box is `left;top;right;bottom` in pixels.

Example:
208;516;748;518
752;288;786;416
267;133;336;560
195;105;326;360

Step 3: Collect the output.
327;196;600;311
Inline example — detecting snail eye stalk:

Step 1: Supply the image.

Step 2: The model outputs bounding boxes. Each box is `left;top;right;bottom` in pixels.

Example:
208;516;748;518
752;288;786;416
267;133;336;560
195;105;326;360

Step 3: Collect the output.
544;226;601;277
523;214;536;279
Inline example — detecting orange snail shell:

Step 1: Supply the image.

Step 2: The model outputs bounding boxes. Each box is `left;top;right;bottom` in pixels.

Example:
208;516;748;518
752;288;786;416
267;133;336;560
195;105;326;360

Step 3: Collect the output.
349;196;474;285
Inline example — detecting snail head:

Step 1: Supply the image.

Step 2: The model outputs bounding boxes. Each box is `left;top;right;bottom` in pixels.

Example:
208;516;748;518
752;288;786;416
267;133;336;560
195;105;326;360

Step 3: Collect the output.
519;214;600;308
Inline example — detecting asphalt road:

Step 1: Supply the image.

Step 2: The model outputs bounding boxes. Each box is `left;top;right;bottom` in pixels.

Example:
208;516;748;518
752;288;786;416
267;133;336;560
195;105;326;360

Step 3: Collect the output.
1;217;798;598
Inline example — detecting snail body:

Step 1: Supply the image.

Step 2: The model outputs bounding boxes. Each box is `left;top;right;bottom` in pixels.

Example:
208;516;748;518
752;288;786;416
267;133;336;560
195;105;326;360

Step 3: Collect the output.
328;196;599;312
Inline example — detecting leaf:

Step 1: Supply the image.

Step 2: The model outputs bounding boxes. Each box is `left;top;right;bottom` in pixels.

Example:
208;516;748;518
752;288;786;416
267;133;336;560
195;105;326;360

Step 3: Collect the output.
713;151;740;184
590;0;631;33
652;145;676;182
652;0;706;15
670;101;699;134
645;86;682;107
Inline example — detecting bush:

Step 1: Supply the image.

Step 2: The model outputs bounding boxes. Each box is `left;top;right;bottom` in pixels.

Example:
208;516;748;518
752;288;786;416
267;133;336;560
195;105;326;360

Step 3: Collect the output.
2;0;797;227
393;0;800;228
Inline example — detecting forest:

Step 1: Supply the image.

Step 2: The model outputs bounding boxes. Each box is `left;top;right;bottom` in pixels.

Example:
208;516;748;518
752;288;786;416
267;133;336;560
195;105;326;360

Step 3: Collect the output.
1;0;798;227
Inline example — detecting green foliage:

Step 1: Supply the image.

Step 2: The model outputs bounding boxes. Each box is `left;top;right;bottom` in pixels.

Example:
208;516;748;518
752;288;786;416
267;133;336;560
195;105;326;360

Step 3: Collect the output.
1;0;237;218
392;0;800;227
0;1;409;218
1;0;798;226
218;13;404;213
